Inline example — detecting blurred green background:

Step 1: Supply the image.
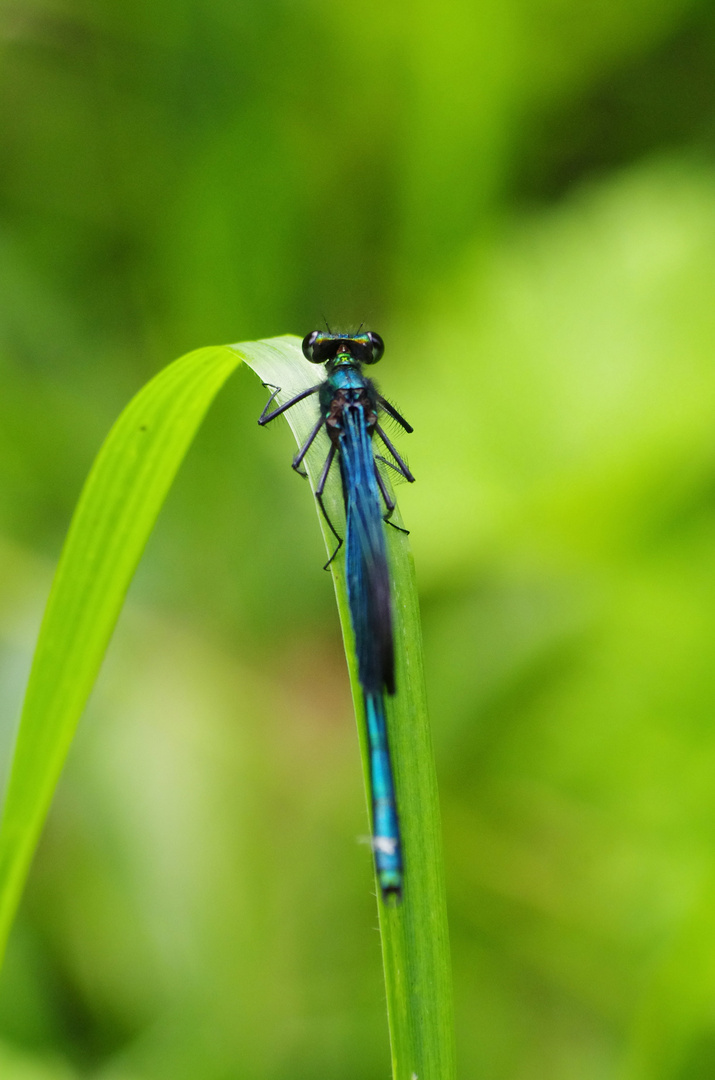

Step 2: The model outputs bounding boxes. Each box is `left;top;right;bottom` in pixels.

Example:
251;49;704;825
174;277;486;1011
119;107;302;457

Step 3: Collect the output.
1;0;715;1077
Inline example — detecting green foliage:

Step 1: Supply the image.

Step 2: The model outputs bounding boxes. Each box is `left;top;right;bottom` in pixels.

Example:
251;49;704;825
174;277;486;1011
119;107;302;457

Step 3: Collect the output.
1;0;715;1077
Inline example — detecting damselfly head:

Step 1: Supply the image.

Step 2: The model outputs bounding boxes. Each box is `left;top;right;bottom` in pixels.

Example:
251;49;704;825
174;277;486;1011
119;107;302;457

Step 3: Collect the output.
302;330;384;366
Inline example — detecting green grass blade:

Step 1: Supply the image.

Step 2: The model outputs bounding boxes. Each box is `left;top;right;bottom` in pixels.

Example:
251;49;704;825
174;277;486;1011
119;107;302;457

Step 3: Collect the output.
236;335;456;1080
0;344;242;961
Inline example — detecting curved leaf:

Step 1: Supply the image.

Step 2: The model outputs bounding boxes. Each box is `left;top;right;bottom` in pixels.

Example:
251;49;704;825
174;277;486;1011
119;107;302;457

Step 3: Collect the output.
0;345;242;958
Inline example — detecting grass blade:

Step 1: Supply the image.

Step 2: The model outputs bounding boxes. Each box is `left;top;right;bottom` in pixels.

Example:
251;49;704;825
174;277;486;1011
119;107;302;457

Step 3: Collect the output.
236;335;456;1080
0;345;242;960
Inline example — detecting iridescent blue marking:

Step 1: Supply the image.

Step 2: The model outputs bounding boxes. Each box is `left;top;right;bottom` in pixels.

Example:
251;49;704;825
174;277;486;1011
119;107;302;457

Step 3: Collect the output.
258;331;415;901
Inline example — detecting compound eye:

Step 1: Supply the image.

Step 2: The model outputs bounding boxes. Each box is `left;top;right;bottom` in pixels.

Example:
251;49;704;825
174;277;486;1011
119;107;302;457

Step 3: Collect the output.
366;331;384;364
302;331;321;361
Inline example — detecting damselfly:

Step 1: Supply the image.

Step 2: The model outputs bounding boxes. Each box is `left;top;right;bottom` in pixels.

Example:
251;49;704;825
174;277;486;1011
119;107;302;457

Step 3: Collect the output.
258;330;414;901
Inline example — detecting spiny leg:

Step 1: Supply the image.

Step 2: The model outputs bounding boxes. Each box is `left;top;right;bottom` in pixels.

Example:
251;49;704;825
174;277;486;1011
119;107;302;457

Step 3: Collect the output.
375;454;406;479
315;444;343;568
258;382;282;417
377;395;413;434
374;461;395;514
374;462;410;535
375;423;415;482
292;415;324;478
258;383;322;426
